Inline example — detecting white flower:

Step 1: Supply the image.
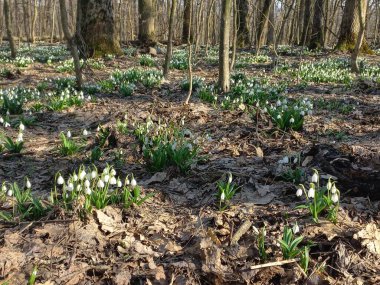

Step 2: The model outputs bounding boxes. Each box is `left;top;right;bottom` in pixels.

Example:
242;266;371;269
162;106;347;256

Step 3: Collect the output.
103;174;110;183
220;191;225;201
85;187;92;195
91;171;97;179
19;123;25;131
131;178;137;188
296;188;303;197
292;223;300;234
17;133;23;142
228;172;233;184
276;100;282;106
110;176;117;185
110;169;116;176
7;189;13;197
1;184;7;192
326;180;332;191
289;117;295;124
97;179;105;188
67;182;74;191
300;111;305;116
73;174;78;181
76;184;82;191
125;178;130;185
83;129;88;136
311;172;318;183
308;187;315;198
276;114;281;119
331;184;337;194
84;180;90;187
331;193;339;203
0;117;3;123
117;179;122;187
67;130;71;138
4;122;10;128
57;175;64;185
26;179;31;189
79;170;86;180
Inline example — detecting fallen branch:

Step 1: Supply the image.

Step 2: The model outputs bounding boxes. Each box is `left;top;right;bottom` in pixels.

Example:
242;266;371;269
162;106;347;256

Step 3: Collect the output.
250;258;300;270
230;220;252;245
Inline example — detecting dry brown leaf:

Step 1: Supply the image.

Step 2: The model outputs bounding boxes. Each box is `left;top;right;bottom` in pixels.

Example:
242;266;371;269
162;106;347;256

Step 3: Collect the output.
353;223;380;256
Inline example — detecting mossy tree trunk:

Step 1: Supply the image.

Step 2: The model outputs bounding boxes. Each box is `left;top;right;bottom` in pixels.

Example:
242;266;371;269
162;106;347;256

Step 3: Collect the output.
335;0;371;53
76;0;121;58
218;0;232;92
237;0;250;48
4;0;17;58
138;0;156;44
309;0;325;49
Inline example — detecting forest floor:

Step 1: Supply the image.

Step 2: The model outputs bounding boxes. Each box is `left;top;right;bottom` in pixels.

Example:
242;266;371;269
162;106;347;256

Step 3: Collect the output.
0;44;379;285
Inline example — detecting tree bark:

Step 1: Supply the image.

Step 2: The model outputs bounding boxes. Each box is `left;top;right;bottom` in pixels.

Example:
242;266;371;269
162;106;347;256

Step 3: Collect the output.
59;0;82;89
237;0;250;47
351;0;366;72
309;0;325;49
31;0;38;43
76;0;121;57
267;0;275;45
336;0;371;53
4;0;17;58
218;0;232;92
163;0;177;78
182;0;192;43
301;0;312;45
256;0;273;53
138;0;156;44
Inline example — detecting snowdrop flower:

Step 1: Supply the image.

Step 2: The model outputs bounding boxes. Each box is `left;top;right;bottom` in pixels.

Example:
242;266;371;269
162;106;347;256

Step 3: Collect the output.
117;178;122;187
103;174;110;183
296;188;303;197
85;187;92;195
1;184;7;192
220;191;225;202
26;179;31;189
331;184;337;194
228;172;233;184
4;122;10;128
67;130;71;138
326;180;332;191
0;117;3;124
131;177;137;188
110;169;116;176
331;193;339;203
91;171;97;179
308;186;315;198
73;174;78;182
17;133;23;142
79;170;86;180
289;117;295;124
292;223;300;234
300;111;305;116
19;123;25;131
97;179;105;188
83;129;88;136
110;176;117;185
311;172;318;183
84;180;90;188
277;114;281;119
276;100;282;106
57;175;64;185
76;184;82;191
125;178;130;185
67;182;74;192
7;189;13;197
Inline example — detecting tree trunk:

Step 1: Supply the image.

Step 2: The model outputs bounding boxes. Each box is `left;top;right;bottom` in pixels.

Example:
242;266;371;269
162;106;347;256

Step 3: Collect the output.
351;0;366;72
230;0;238;70
267;0;275;45
138;0;156;44
301;0;312;45
237;0;250;47
31;0;38;43
59;0;82;89
163;0;177;78
185;0;193;105
256;0;273;53
336;0;371;53
76;0;121;58
309;0;325;49
182;0;192;43
4;0;17;58
218;0;232;92
50;0;57;43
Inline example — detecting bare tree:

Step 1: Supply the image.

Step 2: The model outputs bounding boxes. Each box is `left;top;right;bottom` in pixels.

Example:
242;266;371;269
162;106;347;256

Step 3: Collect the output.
163;0;177;78
185;0;193;105
257;0;273;53
183;0;192;43
309;0;325;49
351;0;367;72
4;0;17;58
59;0;82;89
218;0;232;92
76;0;121;58
237;0;250;47
138;0;156;44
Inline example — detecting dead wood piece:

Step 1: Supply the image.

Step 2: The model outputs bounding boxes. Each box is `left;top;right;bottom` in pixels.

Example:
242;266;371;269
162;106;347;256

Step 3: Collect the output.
250;258;300;270
230;220;252;245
